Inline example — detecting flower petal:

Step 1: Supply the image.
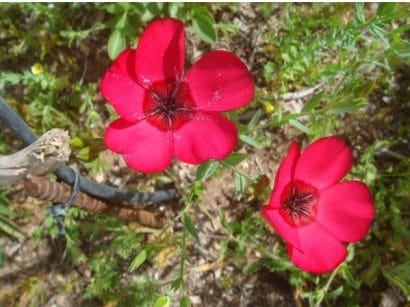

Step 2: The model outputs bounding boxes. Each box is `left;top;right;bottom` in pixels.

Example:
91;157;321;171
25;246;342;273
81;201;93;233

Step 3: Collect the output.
268;141;301;208
185;50;254;112
105;118;173;173
101;49;146;122
288;223;347;274
294;136;353;189
261;206;302;251
173;111;237;164
107;48;138;81
317;181;375;242
135;18;185;87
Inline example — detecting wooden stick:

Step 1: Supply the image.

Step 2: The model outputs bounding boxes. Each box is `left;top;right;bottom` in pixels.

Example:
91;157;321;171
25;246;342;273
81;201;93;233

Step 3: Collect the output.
24;176;165;228
0;129;70;185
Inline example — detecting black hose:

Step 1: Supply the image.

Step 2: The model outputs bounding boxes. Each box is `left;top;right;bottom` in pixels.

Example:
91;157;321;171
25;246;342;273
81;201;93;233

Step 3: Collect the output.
0;95;178;204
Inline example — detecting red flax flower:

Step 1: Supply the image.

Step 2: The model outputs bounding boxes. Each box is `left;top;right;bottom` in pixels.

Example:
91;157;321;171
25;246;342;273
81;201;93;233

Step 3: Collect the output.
101;18;254;173
261;137;375;274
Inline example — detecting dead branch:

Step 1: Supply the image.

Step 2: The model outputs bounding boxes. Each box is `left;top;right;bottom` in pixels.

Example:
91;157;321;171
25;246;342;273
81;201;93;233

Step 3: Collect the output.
24;176;165;228
0;129;70;185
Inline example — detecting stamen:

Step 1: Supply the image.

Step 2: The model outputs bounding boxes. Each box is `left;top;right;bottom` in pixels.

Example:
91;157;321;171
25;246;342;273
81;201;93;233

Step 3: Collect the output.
143;79;194;130
279;180;318;227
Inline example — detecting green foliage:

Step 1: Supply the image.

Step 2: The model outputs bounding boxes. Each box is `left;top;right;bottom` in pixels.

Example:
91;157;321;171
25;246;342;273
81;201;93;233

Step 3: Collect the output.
99;3;217;60
0;189;22;239
0;3;409;306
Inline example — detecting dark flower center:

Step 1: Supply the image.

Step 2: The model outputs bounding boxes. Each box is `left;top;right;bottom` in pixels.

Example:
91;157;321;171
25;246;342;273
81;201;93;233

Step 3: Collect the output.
143;79;194;131
279;180;318;227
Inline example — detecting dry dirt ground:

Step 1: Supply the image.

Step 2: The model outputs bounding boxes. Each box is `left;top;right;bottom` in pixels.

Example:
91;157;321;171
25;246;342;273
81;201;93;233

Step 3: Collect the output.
0;3;409;307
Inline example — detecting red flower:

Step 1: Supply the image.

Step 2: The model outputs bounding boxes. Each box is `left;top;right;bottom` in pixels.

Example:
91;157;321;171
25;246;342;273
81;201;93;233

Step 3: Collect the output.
101;18;254;173
261;137;375;274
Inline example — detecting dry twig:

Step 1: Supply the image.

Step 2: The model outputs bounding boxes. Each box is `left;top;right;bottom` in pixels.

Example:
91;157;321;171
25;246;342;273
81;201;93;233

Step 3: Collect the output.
0;129;70;185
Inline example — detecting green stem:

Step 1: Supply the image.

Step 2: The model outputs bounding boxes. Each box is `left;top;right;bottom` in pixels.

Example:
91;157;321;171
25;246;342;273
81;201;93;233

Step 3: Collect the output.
220;161;253;181
313;264;341;307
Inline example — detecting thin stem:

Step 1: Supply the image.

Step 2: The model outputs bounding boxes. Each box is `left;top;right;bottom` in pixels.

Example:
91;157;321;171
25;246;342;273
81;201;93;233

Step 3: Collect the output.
220;161;253;181
313;264;341;307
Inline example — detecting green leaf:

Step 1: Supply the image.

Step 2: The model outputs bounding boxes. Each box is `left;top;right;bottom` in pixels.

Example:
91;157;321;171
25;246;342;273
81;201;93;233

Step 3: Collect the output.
302;91;324;113
223;153;247;166
361;258;381;287
115;12;128;30
0;215;22;239
128;249;147;272
383;261;410;296
183;212;201;244
234;172;247;199
342;265;360;289
329;101;366;114
240;135;259;148
0;203;13;216
107;30;126;60
377;3;395;17
196;160;219;181
169;3;185;19
288;119;310;134
75;137;107;161
327;285;344;299
191;8;216;44
355;3;366;23
247;109;262;130
171;277;183;292
70;137;85;149
0;246;5;268
154;295;171;307
219;240;228;257
179;296;192;307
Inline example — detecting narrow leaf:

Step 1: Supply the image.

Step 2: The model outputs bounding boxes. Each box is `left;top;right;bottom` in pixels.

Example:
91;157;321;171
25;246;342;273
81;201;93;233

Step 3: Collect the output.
128;249;147;272
196;160;219;181
302;91;324;113
223;153;247;166
107;30;126;60
329;102;365;114
288;119;310;134
183;212;201;244
247;109;262;130
191;8;216;44
234;172;247;199
240;135;259;148
0;216;22;239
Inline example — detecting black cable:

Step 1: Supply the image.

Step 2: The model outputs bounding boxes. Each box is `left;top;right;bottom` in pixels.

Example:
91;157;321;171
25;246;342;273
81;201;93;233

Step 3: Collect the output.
0;95;177;204
49;169;81;235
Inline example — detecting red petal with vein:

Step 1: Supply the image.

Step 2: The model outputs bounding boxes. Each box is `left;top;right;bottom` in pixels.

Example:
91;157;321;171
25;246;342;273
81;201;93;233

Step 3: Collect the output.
185;50;254;112
101;49;146;122
135;18;185;87
105;118;173;173
317;181;375;242
288;223;347;274
261;206;302;251
268;141;301;208
173;112;237;164
294;136;353;189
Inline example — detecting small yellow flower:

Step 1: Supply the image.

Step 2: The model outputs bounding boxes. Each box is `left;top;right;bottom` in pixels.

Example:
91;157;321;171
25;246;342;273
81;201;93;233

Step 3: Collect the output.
263;102;274;114
31;63;43;75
